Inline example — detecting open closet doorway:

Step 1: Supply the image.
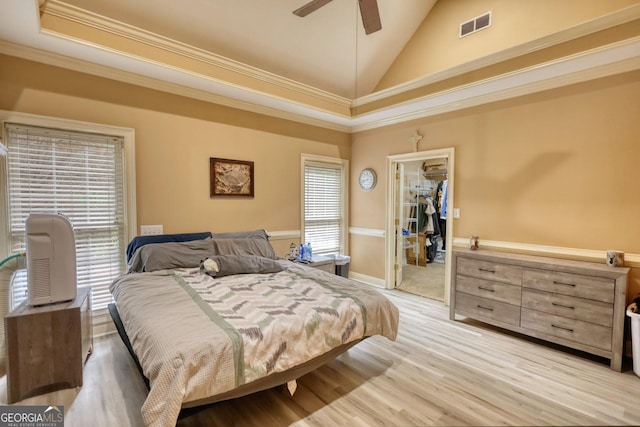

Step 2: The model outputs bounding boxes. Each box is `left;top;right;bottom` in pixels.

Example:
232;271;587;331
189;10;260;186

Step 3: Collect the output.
385;148;455;305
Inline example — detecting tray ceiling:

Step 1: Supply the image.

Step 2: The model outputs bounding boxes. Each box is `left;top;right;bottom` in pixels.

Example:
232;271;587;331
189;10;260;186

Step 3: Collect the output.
0;0;638;131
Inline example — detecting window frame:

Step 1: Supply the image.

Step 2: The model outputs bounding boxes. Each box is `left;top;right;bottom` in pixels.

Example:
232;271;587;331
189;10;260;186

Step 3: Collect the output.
0;111;137;312
300;154;349;256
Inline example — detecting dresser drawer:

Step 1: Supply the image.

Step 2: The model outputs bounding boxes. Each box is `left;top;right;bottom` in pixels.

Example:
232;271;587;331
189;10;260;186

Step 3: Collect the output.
456;293;520;326
457;257;523;286
523;268;614;302
456;275;522;305
522;289;613;327
521;308;612;350
451;248;628;371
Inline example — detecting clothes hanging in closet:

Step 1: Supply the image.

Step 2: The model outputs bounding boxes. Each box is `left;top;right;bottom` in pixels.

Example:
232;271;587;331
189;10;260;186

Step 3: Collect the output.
413;194;440;263
435;180;447;252
418;196;436;234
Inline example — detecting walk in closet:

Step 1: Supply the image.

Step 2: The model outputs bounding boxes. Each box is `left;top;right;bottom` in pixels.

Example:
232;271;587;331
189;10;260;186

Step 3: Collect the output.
398;157;449;301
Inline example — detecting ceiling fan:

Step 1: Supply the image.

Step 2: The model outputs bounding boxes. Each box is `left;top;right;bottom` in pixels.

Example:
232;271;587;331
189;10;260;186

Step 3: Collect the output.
293;0;382;35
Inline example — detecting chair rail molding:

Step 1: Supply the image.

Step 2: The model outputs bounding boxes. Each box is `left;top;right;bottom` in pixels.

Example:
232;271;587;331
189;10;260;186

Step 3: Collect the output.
349;227;385;237
267;230;301;240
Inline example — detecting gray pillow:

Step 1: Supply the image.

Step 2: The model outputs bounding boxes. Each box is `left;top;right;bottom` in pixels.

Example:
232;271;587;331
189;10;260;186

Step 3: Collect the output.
200;255;283;278
211;237;278;259
211;229;270;240
128;238;214;272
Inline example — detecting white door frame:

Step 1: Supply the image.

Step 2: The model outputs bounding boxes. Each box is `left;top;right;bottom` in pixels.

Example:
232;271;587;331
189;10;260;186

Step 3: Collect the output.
385;147;455;305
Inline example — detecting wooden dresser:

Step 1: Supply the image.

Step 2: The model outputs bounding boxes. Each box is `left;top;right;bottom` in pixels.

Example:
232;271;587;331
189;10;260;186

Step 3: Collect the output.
450;248;628;371
5;287;93;403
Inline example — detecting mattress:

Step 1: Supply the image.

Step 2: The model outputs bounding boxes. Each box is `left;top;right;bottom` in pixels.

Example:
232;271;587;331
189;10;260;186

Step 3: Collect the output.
110;246;398;427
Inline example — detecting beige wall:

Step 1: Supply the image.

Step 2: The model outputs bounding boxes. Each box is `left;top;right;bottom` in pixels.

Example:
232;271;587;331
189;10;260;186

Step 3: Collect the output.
376;0;640;91
352;71;640;298
0;54;350;258
1;56;638;299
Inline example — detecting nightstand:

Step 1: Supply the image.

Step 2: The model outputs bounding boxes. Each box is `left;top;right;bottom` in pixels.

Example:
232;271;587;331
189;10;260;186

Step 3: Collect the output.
5;287;93;403
305;255;336;274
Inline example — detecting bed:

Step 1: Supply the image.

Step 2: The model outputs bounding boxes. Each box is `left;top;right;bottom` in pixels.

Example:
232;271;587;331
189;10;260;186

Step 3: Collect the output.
109;230;399;426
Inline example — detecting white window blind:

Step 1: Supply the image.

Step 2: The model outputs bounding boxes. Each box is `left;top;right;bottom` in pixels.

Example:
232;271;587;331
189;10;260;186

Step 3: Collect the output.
303;161;344;255
5;123;126;311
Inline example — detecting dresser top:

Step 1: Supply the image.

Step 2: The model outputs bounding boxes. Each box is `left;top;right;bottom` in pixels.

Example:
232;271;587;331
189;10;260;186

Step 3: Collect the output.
453;248;629;279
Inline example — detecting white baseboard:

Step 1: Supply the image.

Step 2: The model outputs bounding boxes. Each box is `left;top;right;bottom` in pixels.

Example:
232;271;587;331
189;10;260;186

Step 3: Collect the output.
349;272;386;288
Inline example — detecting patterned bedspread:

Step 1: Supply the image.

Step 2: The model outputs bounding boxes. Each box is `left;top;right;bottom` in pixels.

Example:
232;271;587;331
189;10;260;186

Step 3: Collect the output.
110;260;399;427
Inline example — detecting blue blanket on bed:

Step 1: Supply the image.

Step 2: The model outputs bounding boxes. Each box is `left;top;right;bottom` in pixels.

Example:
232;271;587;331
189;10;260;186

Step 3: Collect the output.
125;232;212;263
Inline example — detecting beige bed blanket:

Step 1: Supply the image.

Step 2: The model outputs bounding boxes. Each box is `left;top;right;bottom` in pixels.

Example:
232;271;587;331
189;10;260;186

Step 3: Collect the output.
110;260;398;426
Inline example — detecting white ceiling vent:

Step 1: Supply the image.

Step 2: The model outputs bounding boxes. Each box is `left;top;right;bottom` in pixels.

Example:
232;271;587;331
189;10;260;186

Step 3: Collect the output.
460;11;492;38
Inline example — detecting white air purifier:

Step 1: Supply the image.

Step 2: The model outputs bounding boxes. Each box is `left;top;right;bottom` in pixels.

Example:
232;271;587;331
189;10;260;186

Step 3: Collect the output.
26;213;77;306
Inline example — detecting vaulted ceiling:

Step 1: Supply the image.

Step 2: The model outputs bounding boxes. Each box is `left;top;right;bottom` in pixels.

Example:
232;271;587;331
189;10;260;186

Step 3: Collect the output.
0;0;639;132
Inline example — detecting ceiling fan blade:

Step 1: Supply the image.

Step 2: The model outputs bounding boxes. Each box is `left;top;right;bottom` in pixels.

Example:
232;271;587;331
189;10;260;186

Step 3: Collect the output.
293;0;333;17
359;0;382;35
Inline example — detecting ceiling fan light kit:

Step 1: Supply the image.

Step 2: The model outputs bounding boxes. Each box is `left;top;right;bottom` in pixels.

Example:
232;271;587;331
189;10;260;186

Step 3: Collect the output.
293;0;382;35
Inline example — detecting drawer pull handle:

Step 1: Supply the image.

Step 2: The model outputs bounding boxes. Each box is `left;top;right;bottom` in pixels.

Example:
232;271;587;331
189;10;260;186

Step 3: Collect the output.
478;286;495;292
551;324;574;333
477;305;494;312
479;268;496;273
552;302;575;310
553;281;576;287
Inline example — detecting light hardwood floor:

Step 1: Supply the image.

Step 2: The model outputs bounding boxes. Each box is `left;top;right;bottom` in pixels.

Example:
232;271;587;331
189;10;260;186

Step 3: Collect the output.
2;289;639;426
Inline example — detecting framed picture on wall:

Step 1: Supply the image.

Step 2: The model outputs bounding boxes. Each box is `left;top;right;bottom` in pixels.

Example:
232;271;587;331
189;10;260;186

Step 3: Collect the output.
210;157;254;197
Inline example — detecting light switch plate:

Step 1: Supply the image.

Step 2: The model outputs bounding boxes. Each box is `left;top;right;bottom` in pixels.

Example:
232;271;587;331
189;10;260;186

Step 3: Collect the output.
453;208;460;219
140;225;163;236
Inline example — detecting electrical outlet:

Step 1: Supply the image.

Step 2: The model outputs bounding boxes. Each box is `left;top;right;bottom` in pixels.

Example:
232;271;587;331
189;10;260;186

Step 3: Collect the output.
140;225;164;236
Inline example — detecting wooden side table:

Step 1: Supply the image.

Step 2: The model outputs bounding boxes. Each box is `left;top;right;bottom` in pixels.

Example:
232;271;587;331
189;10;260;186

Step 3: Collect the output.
5;287;92;403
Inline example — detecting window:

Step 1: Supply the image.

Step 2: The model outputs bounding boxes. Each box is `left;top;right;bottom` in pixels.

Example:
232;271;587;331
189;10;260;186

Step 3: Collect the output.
302;155;348;255
4;123;128;311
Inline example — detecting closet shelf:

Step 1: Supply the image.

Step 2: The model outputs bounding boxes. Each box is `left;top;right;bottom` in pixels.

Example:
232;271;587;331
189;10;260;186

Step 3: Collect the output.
423;168;448;176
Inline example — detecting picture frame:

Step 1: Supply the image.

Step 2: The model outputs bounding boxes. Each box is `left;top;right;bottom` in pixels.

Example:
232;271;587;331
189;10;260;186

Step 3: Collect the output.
210;157;254;197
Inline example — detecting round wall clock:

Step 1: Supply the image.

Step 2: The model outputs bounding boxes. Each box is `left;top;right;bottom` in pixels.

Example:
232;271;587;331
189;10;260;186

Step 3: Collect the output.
358;168;377;191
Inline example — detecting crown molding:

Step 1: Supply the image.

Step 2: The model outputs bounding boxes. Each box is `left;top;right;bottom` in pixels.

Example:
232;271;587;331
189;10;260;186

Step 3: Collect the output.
0;40;353;133
357;3;640;106
2;0;638;134
43;0;351;111
350;36;640;132
2;35;637;134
